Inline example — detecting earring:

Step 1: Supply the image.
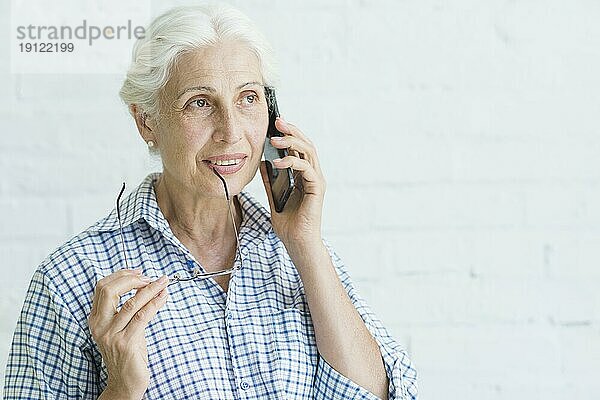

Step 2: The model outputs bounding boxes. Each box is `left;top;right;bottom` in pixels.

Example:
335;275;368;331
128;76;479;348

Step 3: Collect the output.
147;140;155;148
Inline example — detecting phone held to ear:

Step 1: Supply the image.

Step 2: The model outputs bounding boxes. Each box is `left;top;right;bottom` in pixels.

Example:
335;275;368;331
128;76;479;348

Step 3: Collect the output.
263;87;294;213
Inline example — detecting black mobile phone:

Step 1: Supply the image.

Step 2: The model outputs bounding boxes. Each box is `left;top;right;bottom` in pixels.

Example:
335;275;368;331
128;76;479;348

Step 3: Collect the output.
263;87;294;213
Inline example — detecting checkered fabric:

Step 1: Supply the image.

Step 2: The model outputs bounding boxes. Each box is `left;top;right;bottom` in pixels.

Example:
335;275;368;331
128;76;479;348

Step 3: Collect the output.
4;173;417;399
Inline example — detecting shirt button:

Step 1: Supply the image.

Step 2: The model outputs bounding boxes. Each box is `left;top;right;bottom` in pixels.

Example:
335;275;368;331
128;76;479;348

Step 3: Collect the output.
240;381;250;390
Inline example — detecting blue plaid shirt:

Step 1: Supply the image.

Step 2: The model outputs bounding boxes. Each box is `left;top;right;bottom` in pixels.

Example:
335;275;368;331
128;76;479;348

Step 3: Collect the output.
5;173;417;399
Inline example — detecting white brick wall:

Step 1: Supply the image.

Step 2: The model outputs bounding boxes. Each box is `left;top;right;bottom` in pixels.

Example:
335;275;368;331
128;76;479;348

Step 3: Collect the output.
2;1;599;398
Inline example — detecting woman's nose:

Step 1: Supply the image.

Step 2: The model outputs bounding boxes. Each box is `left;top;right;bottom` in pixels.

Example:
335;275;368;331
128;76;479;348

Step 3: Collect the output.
212;109;242;143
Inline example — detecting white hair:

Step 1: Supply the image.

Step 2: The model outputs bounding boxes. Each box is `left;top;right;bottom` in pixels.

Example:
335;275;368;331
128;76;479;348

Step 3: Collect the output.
119;3;279;118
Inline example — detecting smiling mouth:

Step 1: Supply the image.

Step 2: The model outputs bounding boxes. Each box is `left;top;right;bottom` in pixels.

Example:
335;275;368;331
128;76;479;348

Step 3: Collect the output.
207;158;244;166
202;156;248;174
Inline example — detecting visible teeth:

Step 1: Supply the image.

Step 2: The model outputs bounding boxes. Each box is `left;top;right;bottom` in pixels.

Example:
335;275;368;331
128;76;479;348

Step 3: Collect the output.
212;159;242;166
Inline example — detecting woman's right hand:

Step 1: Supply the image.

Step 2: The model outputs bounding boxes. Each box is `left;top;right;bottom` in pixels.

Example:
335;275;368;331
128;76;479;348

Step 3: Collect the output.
89;269;169;400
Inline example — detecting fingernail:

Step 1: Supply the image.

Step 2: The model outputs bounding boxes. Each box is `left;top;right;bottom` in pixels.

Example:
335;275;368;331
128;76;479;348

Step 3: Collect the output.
276;117;288;127
131;269;143;275
158;275;169;284
140;276;153;282
271;136;284;141
273;158;282;163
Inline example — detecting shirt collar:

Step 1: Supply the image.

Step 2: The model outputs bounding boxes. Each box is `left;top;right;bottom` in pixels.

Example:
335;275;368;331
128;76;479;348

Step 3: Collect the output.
91;173;273;246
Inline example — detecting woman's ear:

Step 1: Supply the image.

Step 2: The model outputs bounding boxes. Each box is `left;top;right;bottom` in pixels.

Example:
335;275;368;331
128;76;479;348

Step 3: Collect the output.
130;104;156;144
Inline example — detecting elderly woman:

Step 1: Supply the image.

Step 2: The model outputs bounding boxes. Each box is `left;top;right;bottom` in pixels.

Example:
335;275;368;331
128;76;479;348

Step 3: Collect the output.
5;4;417;400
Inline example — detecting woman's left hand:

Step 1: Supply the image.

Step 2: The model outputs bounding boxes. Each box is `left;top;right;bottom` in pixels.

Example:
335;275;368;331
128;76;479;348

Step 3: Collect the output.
259;117;326;251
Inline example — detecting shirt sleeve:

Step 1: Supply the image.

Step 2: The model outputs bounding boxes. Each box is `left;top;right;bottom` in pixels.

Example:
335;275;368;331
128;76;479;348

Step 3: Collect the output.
313;240;418;400
4;267;99;400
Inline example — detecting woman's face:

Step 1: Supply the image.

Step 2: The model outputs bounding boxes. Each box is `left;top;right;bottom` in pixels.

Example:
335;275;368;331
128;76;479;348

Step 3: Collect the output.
153;41;269;198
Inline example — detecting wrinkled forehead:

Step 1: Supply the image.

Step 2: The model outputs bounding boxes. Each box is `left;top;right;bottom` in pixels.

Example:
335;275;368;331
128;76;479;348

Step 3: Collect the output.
165;42;264;98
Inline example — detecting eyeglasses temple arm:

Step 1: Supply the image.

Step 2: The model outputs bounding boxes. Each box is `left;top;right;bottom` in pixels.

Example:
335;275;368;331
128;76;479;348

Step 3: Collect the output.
116;182;131;270
212;169;242;263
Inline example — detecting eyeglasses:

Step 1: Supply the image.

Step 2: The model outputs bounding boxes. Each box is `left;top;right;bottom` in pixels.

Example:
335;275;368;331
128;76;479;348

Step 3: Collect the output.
116;169;242;286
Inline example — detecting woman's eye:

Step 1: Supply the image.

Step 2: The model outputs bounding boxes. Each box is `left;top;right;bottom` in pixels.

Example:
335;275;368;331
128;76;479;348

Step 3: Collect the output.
188;98;209;109
243;94;257;105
